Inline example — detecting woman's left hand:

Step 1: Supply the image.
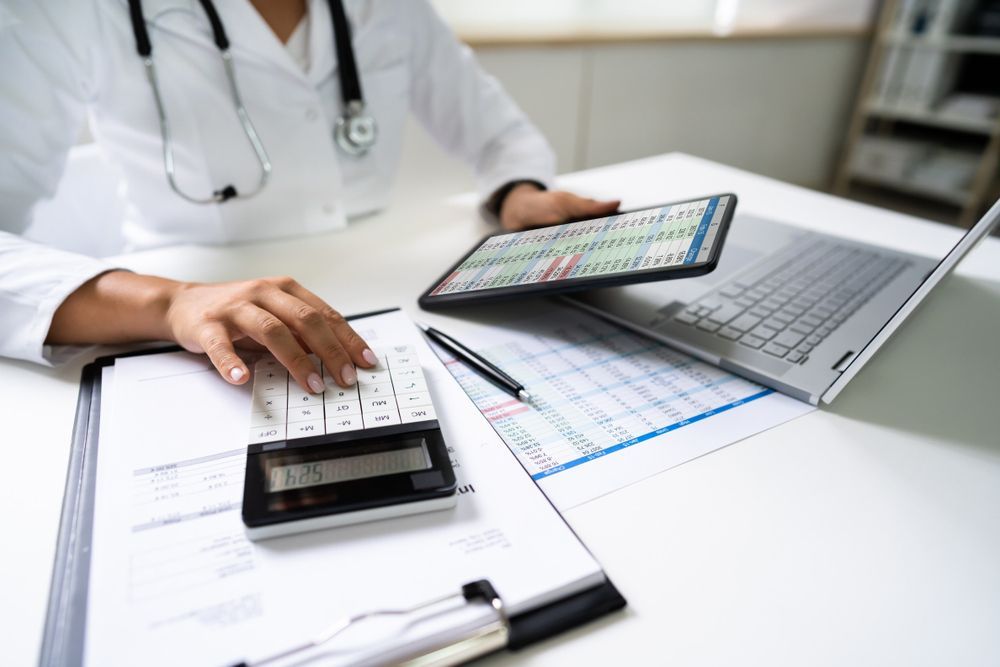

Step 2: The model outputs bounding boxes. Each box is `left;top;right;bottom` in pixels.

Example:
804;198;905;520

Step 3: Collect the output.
499;183;620;231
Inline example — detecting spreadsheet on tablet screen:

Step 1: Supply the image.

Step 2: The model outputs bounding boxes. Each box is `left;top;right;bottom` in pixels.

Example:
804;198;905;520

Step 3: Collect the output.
430;194;731;296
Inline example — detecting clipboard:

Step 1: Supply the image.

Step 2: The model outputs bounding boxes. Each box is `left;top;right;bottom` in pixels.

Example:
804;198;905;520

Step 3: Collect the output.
40;309;625;666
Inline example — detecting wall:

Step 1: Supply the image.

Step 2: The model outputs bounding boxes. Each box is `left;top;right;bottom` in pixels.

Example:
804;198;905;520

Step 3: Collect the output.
395;35;869;201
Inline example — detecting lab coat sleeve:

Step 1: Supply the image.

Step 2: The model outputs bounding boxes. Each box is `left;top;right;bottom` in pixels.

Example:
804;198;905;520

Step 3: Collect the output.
403;0;557;207
0;2;118;365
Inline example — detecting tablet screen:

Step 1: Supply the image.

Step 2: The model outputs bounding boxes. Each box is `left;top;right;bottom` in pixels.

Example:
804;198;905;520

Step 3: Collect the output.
429;194;732;296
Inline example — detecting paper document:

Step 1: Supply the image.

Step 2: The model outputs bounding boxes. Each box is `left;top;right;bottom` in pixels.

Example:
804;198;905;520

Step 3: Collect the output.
433;304;814;510
84;310;606;666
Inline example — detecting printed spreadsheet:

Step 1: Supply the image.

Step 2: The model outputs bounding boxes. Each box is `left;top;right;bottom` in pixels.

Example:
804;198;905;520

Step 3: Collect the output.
435;305;813;509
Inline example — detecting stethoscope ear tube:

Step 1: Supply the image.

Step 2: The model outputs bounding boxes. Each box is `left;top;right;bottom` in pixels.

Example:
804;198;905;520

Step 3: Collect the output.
195;0;231;50
126;0;152;57
327;0;363;105
327;0;377;156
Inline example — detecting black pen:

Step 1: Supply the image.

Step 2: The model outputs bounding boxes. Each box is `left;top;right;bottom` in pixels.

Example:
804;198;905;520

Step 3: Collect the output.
417;322;533;403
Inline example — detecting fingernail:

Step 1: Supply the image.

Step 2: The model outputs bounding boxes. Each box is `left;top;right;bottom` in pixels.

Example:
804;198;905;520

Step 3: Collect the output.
362;349;378;366
341;364;357;386
229;367;245;382
308;373;324;394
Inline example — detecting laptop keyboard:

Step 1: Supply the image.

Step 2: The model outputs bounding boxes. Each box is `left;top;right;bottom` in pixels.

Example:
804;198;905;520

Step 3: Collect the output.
672;238;910;364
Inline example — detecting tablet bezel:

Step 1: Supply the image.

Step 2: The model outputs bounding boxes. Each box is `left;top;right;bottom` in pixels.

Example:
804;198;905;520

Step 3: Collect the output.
418;193;737;310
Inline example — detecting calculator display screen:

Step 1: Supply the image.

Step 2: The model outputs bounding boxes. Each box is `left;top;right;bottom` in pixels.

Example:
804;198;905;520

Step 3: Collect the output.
266;442;430;492
428;195;731;297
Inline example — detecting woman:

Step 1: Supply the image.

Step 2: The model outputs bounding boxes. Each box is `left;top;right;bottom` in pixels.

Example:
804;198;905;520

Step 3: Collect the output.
0;0;619;393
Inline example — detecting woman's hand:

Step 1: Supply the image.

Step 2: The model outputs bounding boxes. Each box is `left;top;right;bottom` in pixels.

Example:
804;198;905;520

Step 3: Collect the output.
499;183;620;231
48;271;374;394
165;276;375;392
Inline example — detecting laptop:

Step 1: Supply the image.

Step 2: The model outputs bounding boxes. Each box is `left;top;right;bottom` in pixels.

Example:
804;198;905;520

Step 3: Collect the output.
569;199;1000;405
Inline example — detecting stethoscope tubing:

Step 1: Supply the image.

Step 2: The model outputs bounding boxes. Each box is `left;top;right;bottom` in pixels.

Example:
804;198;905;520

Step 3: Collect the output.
127;0;374;205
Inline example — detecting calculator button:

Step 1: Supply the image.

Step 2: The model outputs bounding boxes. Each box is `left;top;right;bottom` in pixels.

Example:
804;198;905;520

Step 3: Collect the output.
288;404;324;423
323;383;359;401
251;394;285;413
357;368;391;385
360;382;393;398
400;405;436;424
386;345;414;355
363;396;397;413
393;377;427;394
389;367;421;382
286;391;323;407
254;356;283;373
397;391;432;408
363;410;401;428
326;415;363;433
254;366;286;381
287;419;325;439
387;354;419;368
250;409;287;427
253;379;288;398
327;400;361;417
249;425;284;444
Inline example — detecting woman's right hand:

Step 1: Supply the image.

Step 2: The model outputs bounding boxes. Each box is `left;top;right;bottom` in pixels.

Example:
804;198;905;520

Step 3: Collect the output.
164;275;376;393
48;271;376;394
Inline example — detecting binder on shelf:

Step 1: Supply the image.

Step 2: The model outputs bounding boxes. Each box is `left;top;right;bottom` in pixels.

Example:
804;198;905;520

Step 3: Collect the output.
898;47;936;108
890;0;917;34
874;44;913;107
928;0;975;38
839;0;1000;222
41;309;625;667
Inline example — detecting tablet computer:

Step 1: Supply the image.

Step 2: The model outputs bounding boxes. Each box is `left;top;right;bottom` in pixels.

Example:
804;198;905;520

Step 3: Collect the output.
419;193;736;310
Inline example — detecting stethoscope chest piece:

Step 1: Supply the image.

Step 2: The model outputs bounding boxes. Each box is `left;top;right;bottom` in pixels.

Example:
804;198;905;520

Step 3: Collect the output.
334;101;377;156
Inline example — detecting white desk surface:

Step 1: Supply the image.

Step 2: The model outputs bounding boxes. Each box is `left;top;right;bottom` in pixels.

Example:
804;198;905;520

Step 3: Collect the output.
5;153;999;666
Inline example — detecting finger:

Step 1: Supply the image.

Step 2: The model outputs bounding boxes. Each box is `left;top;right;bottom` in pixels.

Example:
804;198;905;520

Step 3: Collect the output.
280;282;377;369
230;303;325;395
255;289;360;388
562;194;621;220
506;206;566;231
508;194;621;231
233;339;267;352
197;323;249;385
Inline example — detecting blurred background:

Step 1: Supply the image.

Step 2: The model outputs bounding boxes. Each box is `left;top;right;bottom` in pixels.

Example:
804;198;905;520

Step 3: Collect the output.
400;0;1000;230
55;0;1000;255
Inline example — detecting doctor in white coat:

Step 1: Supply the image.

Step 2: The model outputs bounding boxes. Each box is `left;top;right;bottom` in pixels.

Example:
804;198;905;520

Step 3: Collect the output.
0;0;619;394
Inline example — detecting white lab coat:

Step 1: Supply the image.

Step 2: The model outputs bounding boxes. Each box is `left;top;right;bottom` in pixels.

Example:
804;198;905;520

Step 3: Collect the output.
0;0;555;364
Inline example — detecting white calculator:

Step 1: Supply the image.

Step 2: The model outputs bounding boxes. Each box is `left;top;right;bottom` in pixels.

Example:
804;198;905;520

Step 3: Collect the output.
241;346;457;541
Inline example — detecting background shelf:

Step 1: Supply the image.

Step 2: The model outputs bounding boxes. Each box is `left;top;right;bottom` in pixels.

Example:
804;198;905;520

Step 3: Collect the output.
835;0;1000;228
865;101;996;133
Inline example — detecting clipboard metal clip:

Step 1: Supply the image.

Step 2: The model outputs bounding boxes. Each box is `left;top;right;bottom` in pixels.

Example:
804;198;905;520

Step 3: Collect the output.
234;579;510;667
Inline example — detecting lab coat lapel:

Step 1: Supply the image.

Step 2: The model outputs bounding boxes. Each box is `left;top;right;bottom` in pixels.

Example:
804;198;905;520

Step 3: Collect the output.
306;0;337;87
214;0;311;83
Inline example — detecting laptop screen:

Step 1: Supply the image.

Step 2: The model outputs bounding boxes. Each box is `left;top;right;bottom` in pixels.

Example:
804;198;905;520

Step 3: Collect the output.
822;197;1000;403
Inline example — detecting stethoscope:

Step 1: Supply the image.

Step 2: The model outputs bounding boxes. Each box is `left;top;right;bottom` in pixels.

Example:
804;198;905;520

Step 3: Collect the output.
126;0;377;205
